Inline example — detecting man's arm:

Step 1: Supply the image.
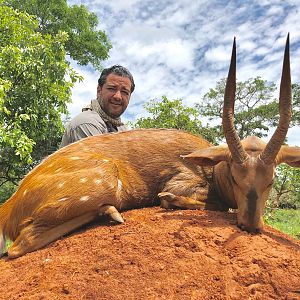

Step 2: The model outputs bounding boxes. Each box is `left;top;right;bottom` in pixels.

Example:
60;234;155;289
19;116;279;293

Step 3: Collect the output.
60;122;108;147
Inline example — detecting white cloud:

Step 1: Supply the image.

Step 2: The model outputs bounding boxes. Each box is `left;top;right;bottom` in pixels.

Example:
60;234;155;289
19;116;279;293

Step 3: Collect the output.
67;0;300;146
102;0;139;11
205;45;230;63
111;39;194;70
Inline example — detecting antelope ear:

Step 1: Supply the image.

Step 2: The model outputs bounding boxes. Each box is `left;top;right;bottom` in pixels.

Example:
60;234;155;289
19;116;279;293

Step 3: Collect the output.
182;145;230;166
277;146;300;167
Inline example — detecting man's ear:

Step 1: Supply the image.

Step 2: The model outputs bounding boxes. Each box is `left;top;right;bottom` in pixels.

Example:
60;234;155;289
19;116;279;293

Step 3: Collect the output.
97;85;102;98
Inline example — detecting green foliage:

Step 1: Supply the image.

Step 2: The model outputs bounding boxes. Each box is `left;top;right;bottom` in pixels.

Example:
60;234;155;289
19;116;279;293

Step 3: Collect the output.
0;3;82;188
5;0;111;70
264;209;300;240
196;77;279;142
130;96;218;144
270;164;300;209
0;181;16;204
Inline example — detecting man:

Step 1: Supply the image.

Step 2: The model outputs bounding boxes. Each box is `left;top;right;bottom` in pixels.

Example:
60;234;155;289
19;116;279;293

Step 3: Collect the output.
60;65;135;147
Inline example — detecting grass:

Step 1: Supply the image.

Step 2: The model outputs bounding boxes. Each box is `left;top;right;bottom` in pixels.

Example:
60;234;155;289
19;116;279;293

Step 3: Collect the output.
264;208;300;240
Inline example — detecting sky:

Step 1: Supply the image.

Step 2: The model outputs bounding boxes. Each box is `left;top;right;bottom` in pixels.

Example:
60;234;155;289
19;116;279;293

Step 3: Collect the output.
68;0;300;146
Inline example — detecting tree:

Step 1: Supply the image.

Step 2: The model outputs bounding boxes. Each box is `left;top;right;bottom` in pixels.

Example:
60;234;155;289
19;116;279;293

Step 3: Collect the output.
197;77;300;143
270;164;300;209
4;0;111;70
130;96;218;144
196;77;281;143
0;3;82;191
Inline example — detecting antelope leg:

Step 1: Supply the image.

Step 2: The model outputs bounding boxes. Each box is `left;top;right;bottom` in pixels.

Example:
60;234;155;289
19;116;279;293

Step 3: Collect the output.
8;212;96;258
159;192;229;211
158;192;206;209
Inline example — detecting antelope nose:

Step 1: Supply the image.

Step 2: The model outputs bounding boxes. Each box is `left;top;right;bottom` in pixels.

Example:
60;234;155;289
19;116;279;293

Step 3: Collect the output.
238;223;261;234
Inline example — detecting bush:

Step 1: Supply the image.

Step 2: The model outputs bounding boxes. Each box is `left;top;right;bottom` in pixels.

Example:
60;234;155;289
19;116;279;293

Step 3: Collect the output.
0;182;17;204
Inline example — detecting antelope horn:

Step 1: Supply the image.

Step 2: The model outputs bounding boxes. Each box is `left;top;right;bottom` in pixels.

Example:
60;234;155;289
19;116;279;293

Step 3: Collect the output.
260;34;292;165
223;37;248;164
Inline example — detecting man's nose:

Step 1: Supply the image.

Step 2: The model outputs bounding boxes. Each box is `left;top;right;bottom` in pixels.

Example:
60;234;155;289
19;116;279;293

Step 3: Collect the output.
113;90;122;100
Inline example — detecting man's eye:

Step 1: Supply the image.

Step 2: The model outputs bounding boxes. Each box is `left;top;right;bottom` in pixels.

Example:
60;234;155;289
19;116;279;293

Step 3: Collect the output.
122;90;129;96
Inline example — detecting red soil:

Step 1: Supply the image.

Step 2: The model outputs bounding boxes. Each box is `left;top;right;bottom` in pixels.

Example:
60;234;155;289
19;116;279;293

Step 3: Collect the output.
0;207;299;300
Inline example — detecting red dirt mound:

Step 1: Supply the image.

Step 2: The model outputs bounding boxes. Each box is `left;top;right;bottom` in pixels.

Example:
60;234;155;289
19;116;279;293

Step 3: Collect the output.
0;207;299;300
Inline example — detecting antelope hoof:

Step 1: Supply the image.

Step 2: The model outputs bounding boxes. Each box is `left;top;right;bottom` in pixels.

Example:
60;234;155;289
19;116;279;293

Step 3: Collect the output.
98;205;124;223
7;242;28;259
158;192;176;201
158;192;177;209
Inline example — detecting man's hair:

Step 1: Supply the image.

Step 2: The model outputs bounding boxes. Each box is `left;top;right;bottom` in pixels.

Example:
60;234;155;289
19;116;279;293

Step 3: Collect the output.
98;65;135;93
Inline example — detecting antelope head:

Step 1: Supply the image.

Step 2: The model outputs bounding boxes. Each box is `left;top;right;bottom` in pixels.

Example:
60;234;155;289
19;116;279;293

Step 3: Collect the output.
184;34;300;232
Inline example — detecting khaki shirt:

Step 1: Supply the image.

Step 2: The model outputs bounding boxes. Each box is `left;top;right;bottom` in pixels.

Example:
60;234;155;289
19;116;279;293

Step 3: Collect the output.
60;110;127;147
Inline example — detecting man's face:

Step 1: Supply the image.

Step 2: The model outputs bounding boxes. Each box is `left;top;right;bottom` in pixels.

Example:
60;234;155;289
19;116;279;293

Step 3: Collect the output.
97;73;132;118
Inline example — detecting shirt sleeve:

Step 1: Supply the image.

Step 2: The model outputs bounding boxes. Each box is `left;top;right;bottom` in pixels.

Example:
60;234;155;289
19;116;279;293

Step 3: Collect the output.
60;122;107;148
70;122;107;141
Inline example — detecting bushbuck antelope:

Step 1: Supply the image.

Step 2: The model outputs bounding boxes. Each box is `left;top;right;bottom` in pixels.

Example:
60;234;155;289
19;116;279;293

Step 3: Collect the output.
1;35;299;258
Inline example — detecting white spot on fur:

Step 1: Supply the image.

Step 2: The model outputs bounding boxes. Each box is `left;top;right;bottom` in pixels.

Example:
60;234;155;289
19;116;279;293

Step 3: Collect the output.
80;178;87;183
116;179;123;210
58;197;68;202
54;168;62;173
103;159;109;162
117;179;122;191
70;156;80;160
23;189;27;196
58;182;65;188
94;179;102;185
80;196;90;202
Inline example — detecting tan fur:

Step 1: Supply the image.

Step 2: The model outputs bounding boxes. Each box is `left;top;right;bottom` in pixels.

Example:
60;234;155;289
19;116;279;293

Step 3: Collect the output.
0;129;222;258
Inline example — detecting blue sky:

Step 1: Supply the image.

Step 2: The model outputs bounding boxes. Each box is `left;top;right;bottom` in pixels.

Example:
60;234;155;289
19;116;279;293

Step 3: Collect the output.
68;0;300;146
